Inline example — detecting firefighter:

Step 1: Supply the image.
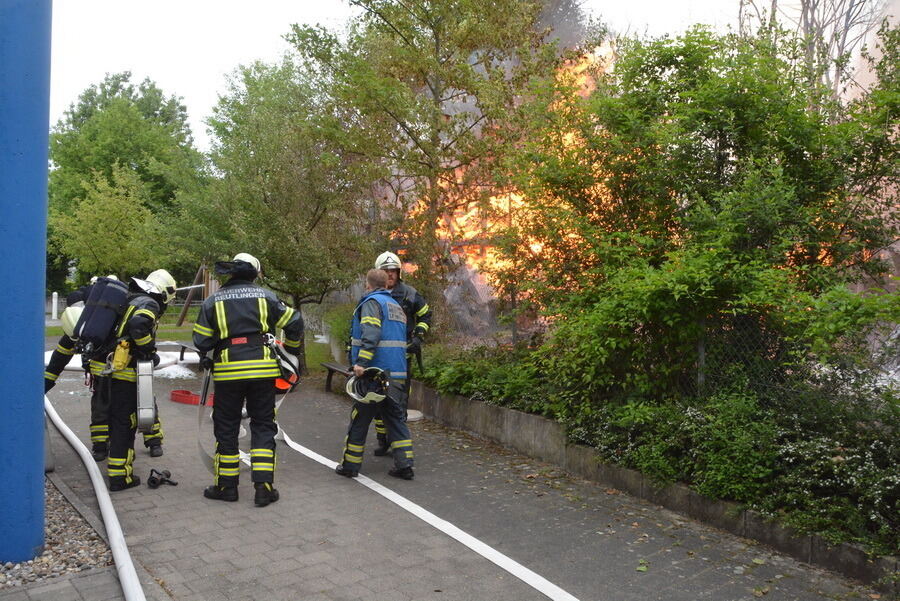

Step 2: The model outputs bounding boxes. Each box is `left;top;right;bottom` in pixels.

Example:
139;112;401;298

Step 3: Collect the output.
44;276;165;461
336;268;414;479
192;253;303;507
105;269;176;491
370;251;431;456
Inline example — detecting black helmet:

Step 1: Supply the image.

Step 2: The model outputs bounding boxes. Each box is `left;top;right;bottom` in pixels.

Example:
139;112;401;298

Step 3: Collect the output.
346;367;389;403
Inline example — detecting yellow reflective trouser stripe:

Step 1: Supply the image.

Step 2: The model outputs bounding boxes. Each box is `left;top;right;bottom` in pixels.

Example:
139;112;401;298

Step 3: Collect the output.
250;449;274;457
346;442;364;452
44;371;59;381
343;454;363;463
55;343;75;355
360;316;381;326
134;334;152;346
417;322;430;332
252;464;274;471
90;360;106;376
258;298;269;333
283;338;300;348
391;440;412;449
215;300;228;338
358;349;374;360
416;304;429;317
193;323;214;336
276;306;294;329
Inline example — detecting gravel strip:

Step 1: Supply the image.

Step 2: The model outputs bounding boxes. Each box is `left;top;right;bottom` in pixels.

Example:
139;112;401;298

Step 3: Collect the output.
0;477;112;590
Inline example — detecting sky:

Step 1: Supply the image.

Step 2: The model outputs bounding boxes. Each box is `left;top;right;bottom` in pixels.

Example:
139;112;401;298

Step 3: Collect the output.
50;1;738;152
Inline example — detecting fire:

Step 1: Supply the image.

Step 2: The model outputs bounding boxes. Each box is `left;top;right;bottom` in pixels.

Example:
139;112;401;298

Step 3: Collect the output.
405;47;611;290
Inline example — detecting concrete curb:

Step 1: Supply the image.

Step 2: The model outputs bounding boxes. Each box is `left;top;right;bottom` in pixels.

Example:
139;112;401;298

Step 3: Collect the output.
409;380;899;596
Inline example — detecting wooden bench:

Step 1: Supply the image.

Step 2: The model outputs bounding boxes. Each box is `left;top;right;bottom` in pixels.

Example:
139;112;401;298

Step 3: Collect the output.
321;362;351;392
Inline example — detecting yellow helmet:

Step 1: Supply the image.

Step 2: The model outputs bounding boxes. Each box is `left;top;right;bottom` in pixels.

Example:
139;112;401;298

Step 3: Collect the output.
61;306;83;338
233;253;261;274
374;251;401;272
145;269;177;304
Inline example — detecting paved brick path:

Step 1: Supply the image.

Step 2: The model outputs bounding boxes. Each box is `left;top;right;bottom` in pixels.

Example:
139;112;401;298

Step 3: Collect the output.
3;345;879;600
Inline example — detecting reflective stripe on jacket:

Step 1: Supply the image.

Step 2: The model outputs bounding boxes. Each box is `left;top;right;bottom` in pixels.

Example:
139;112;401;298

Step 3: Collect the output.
350;289;407;380
192;278;303;382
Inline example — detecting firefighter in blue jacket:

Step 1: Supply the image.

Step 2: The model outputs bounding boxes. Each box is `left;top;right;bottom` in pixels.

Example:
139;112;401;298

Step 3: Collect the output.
370;251;431;456
336;268;415;480
192;253;304;507
105;269;177;491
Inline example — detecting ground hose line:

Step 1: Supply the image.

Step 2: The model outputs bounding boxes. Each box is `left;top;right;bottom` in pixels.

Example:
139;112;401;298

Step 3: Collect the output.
43;396;147;601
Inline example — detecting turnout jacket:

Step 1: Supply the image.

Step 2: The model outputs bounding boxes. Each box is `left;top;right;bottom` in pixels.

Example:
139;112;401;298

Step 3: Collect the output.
88;293;163;383
192;278;303;382
350;289;407;380
44;334;78;385
390;281;431;340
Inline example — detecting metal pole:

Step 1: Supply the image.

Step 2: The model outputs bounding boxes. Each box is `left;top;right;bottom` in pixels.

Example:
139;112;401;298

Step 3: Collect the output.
0;0;51;562
51;291;58;320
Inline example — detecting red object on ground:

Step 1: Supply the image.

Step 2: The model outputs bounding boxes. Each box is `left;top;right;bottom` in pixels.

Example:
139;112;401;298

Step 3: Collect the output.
170;389;214;406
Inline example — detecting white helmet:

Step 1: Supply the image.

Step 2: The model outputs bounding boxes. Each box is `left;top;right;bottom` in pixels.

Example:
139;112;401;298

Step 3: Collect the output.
61;306;83;338
233;252;261;274
145;269;177;304
374;251;402;272
345;367;389;403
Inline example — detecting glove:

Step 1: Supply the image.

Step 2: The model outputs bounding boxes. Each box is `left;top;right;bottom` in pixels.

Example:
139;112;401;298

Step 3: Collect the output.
44;378;55;393
151;352;161;368
199;356;214;371
407;335;423;356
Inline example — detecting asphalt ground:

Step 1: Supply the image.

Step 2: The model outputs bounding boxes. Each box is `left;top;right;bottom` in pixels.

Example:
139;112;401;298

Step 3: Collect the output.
3;340;881;601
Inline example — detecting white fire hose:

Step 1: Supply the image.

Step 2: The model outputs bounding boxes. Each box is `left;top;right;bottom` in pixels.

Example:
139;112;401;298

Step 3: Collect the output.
44;396;146;601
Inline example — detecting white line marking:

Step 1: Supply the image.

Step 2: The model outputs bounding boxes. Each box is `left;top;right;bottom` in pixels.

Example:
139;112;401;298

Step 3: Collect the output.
276;426;580;601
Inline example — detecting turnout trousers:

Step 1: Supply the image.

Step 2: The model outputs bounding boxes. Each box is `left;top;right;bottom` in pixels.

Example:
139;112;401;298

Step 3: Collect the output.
106;378;139;488
91;375;163;452
374;374;409;448
342;384;413;474
212;378;277;488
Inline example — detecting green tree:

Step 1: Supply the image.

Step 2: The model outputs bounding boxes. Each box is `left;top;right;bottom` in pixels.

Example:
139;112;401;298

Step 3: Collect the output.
170;59;379;307
48;72;205;286
52;164;161;276
289;0;564;296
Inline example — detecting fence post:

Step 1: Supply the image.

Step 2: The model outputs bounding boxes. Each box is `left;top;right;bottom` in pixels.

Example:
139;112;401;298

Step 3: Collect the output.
51;291;58;320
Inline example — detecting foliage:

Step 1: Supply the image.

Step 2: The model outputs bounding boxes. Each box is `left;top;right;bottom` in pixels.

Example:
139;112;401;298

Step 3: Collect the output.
51;164;162;276
323;302;357;349
422;25;900;554
288;0;566;299
169;59;378;306
48;72;205;283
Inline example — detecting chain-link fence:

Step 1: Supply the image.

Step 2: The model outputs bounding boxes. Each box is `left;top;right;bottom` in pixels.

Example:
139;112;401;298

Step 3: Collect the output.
683;312;900;408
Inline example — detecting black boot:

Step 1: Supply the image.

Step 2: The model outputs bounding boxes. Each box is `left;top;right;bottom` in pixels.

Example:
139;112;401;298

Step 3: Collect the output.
335;465;358;478
147;440;163;457
109;476;141;492
388;466;414;480
373;435;390;456
203;485;238;502
91;444;108;462
254;482;279;507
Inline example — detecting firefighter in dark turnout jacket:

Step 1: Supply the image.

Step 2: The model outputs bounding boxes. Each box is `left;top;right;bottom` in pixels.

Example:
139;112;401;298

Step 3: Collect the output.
371;251;431;456
105;269;176;491
336;268;414;480
44;276;165;461
192;253;303;507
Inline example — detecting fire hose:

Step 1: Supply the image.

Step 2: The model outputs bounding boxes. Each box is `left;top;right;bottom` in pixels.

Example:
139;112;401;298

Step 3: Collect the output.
44;395;146;601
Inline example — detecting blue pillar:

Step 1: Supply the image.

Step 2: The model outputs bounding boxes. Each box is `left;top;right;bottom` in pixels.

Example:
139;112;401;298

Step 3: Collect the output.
0;0;52;562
